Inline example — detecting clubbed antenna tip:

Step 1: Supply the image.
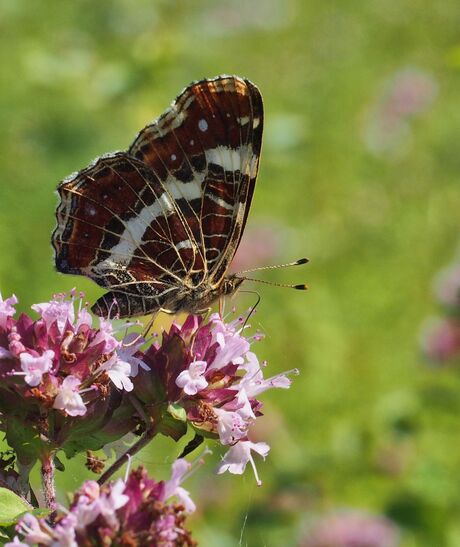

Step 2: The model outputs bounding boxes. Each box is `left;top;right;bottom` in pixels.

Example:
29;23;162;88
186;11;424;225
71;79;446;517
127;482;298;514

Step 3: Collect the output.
294;284;309;290
295;257;309;265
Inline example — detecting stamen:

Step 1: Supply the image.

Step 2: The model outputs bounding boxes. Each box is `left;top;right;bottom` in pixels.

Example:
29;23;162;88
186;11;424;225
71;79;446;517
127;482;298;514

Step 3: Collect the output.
180;447;212;482
248;451;262;487
124;454;133;482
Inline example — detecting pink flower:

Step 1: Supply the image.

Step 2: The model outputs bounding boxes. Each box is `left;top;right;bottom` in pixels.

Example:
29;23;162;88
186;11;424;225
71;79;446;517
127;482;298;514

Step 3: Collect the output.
102;355;133;392
0;292;142;467
52;513;78;546
0;346;12;359
96;478;129;529
214;407;248;444
32;295;74;333
0;293;17;330
420;317;460;363
19;350;54;387
363;67;438;157
176;360;208;395
216;440;270;486
75;306;92;329
164;459;196;513
155;514;179;544
241;362;297;399
208;314;249;370
15;513;53;545
434;262;460;310
72;488;102;530
302;511;400;547
231;222;283;272
89;317;119;354
135;311;297;484
10;466;196;545
53;376;86;416
116;332;149;377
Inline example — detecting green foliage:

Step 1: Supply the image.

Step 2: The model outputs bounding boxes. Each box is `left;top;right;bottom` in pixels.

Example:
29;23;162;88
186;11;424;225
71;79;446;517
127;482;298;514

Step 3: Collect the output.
1;0;460;545
0;487;31;526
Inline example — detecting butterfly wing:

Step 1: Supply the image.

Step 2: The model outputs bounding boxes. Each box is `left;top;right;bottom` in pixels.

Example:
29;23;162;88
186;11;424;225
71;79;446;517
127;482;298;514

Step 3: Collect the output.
52;76;263;318
52;153;198;317
129;75;263;285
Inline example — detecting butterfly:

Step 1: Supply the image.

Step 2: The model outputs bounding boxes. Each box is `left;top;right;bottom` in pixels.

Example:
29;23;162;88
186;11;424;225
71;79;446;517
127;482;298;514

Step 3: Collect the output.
52;75;265;318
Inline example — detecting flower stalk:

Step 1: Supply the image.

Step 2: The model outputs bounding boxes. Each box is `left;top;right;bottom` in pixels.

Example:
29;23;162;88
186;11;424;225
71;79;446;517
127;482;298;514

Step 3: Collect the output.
40;452;56;515
97;424;158;485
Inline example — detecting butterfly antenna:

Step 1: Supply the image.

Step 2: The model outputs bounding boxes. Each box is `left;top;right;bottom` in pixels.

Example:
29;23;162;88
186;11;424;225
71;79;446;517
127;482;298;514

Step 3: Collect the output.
236;257;309;274
237;276;309;291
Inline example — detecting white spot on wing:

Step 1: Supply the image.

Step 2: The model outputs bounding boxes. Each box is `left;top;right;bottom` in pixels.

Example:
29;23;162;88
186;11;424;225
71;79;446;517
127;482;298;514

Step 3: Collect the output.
175;239;193;251
237;116;250;126
207;193;233;210
171;154;177;161
205;144;255;174
253;118;260;129
198;119;208;132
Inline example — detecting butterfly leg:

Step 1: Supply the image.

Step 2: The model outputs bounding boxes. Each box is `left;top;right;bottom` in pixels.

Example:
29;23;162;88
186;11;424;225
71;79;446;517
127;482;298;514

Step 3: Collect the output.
159;307;176;315
197;307;212;322
141;310;161;339
140;307;177;338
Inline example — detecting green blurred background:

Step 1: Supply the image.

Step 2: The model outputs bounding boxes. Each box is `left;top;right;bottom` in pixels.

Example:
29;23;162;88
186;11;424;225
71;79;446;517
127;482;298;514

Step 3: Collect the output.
2;1;460;545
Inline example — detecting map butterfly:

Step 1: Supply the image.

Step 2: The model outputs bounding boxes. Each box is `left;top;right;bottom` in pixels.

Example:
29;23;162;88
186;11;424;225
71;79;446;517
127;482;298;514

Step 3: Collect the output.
52;75;266;318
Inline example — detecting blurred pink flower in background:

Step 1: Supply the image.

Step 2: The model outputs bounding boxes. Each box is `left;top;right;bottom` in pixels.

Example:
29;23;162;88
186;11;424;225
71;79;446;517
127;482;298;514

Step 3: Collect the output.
420;253;460;364
433;262;460;311
301;510;400;547
363;67;438;157
231;221;285;272
420;317;460;363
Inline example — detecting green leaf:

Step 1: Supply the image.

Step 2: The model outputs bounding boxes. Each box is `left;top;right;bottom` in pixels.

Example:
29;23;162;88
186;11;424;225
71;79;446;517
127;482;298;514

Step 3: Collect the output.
54;454;65;472
5;416;45;466
159;413;187;441
0;487;32;526
167;403;187;422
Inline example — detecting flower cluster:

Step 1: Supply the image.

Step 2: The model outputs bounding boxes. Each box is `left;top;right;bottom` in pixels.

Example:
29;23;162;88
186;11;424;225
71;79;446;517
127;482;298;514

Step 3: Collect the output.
420;259;460;364
133;312;298;485
0;291;143;465
0;289;296;498
7;461;196;547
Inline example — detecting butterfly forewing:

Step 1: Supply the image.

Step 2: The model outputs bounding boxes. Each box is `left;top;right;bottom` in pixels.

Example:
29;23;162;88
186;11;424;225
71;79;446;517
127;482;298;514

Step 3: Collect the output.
52;75;263;318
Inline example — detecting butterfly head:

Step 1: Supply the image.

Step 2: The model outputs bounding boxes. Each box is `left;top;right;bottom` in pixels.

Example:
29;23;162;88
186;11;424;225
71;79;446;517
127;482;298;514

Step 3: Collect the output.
221;275;245;297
